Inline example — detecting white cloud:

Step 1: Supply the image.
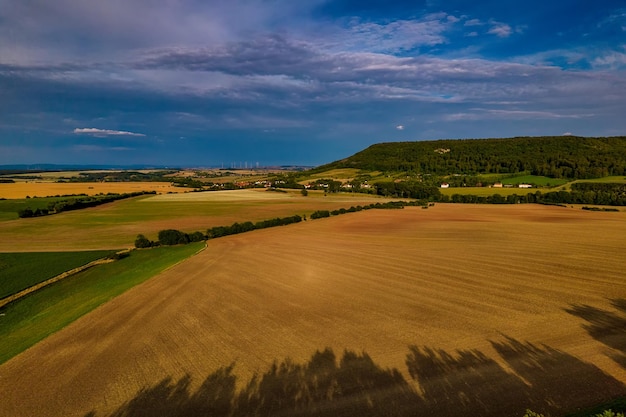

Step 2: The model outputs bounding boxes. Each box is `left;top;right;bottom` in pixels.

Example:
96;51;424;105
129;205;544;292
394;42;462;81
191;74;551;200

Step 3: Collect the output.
464;18;482;27
444;108;595;122
73;128;146;137
396;125;405;130
331;14;459;53
488;22;513;38
592;47;626;69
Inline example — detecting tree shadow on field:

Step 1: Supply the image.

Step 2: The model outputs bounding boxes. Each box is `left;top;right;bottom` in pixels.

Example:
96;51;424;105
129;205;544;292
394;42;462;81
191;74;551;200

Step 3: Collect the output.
88;349;422;417
566;299;626;369
405;345;532;416
491;336;626;415
88;341;626;417
99;365;236;417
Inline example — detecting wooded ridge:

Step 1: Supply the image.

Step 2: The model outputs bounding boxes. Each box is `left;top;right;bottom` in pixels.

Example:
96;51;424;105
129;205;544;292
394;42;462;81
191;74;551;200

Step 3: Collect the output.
318;136;626;179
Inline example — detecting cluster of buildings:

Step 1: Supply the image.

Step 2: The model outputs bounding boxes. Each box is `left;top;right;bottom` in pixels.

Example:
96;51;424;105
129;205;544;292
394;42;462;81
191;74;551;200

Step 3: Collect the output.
440;182;533;189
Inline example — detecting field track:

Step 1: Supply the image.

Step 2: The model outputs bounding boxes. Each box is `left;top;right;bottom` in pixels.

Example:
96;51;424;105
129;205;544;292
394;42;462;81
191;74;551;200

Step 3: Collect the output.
1;204;626;416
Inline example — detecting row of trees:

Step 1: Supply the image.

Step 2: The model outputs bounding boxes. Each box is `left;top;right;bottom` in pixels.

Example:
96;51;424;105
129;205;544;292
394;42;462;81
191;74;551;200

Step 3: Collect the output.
207;215;303;239
70;171;178;182
374;181;442;200
136;201;429;248
18;192;155;218
136;215;304;248
310;201;418;220
441;185;626;206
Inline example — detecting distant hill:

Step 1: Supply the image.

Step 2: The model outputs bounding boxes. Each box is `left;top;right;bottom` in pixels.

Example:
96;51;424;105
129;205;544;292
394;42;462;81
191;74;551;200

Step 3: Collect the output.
317;136;626;179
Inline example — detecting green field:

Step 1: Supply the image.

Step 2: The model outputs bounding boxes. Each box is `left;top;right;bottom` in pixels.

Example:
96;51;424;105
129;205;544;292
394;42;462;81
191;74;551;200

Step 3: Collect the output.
500;175;570;187
0;190;396;251
0;251;115;299
0;243;203;364
0;197;72;221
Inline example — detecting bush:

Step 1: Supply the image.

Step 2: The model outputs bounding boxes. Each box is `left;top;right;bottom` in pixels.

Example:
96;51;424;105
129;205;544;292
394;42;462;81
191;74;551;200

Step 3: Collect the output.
134;234;153;248
188;231;206;242
310;210;331;219
158;229;190;246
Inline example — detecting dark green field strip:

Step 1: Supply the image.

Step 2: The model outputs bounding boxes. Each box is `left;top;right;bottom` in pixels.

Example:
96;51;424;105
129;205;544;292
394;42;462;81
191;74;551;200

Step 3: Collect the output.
0;251;116;299
0;197;71;221
0;243;203;364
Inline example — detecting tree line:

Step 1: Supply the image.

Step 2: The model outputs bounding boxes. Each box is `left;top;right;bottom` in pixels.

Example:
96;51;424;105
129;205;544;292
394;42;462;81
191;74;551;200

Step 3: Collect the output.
440;183;626;206
137;201;428;248
136;215;305;248
368;181;626;206
17;192;155;218
310;201;424;219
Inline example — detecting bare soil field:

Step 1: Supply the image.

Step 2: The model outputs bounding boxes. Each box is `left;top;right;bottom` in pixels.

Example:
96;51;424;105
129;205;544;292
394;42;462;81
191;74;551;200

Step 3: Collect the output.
0;181;183;199
1;204;625;416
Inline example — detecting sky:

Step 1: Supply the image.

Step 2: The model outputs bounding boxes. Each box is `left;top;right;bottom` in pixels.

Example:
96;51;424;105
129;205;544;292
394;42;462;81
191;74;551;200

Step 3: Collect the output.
1;0;625;167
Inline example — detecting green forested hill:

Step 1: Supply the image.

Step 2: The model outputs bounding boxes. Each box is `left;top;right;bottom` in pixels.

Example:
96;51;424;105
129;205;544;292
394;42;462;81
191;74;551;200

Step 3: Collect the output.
320;136;626;179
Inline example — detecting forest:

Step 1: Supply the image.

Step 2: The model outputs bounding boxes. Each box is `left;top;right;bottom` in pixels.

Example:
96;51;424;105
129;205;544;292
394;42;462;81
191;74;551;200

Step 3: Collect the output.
319;136;626;179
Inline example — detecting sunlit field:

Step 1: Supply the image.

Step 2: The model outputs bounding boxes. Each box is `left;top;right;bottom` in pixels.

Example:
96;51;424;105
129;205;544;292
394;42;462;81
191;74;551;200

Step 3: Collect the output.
0;190;395;251
1;204;625;417
439;186;537;196
0;181;183;199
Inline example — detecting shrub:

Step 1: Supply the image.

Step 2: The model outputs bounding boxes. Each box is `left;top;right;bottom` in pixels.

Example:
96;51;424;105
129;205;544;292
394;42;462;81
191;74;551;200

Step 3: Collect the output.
134;234;153;248
310;210;330;219
158;229;190;246
188;231;206;242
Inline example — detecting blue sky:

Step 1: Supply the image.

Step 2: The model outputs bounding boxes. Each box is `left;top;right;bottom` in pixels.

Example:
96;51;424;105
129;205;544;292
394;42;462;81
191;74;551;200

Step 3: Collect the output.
1;0;625;167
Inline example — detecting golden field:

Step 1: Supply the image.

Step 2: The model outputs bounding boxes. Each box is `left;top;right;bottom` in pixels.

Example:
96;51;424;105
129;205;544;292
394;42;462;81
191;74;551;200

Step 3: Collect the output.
1;204;625;416
0;180;184;199
0;190;393;251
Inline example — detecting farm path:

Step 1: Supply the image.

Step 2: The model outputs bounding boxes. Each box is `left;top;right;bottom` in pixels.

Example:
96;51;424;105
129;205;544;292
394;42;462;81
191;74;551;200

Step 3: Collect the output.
1;204;625;416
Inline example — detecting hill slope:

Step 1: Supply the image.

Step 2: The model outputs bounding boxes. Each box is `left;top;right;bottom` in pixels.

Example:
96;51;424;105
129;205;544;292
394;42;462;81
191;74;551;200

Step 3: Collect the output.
319;136;626;179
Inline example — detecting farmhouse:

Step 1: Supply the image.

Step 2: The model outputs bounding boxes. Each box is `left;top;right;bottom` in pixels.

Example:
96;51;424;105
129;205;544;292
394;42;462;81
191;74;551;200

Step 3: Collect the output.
440;183;450;188
518;183;533;188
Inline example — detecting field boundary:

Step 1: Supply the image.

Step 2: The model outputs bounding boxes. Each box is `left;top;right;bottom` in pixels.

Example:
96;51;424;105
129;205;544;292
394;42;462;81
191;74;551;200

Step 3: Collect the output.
0;257;116;309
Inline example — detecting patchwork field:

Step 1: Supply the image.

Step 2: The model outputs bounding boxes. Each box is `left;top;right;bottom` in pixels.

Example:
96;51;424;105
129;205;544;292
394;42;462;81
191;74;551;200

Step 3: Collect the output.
0;189;394;251
0;250;114;299
0;180;182;199
1;204;625;416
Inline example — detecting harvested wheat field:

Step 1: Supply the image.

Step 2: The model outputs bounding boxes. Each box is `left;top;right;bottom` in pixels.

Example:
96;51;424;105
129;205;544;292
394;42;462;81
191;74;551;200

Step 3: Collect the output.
0;181;183;199
1;204;626;416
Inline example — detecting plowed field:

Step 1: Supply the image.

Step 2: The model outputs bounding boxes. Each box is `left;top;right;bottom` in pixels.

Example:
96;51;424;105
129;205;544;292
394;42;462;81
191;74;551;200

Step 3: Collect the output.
1;204;625;416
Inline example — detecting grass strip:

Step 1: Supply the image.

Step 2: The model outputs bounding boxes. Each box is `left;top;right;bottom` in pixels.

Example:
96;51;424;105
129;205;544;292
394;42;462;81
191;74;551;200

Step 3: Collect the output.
0;251;116;299
0;243;203;364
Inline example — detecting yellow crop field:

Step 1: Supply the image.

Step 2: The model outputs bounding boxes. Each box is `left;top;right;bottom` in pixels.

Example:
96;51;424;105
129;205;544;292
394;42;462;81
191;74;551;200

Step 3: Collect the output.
0;181;184;199
1;204;625;416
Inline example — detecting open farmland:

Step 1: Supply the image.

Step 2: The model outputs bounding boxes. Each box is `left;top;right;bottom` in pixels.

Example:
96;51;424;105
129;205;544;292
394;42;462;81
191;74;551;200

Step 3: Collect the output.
0;180;183;199
0;250;114;299
1;204;625;416
0;189;396;251
0;244;203;364
439;185;539;197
